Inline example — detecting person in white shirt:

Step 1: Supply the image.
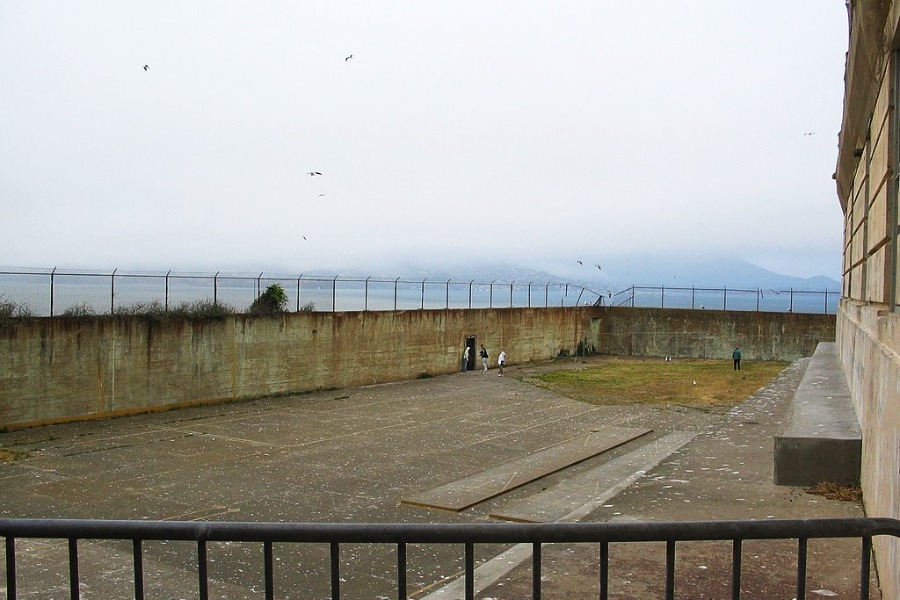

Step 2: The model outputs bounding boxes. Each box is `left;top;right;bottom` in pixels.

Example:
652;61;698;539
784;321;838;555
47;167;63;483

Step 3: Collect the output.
463;346;470;371
498;350;506;376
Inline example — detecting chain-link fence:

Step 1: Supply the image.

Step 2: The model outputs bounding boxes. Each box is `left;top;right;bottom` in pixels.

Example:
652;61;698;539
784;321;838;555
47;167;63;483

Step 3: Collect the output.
0;267;608;316
0;267;838;316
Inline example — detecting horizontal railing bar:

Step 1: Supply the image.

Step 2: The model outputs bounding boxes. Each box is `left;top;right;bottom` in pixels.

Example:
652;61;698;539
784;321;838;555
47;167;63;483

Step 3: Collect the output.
2;518;899;545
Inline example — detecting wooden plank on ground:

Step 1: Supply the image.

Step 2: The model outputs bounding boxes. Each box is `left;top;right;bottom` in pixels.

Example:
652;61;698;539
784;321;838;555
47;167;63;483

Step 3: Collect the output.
401;426;652;512
489;431;697;523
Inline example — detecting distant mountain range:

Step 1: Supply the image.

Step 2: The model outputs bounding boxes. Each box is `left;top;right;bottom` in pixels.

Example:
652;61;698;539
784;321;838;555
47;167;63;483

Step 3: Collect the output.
319;254;840;295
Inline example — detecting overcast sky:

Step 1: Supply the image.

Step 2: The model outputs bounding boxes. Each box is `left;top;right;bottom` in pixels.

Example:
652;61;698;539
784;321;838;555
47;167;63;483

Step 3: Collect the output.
0;2;849;279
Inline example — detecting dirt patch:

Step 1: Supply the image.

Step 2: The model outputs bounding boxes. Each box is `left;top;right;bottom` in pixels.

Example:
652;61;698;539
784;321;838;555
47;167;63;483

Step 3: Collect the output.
806;481;864;502
0;448;26;463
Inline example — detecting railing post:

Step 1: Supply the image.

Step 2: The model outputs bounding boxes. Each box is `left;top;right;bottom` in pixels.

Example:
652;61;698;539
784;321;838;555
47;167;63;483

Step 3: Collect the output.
198;540;209;600
661;285;665;309
68;538;80;600
445;278;450;310
490;281;495;308
331;542;341;600
365;276;371;312
790;288;794;313
723;287;727;311
509;282;513;308
6;536;17;599
545;283;549;307
165;270;171;312
528;282;532;308
468;280;473;309
756;288;760;312
213;271;218;308
691;286;695;310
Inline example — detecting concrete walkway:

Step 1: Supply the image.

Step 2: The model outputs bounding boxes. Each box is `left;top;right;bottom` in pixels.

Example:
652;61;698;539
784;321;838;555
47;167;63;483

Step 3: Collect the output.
0;357;874;599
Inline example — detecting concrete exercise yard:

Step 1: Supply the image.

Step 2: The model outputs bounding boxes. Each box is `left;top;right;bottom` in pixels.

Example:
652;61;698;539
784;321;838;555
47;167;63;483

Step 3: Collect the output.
0;357;875;599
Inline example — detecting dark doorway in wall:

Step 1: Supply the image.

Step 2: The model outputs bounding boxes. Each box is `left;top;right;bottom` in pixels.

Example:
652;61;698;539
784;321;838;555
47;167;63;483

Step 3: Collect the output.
465;336;476;371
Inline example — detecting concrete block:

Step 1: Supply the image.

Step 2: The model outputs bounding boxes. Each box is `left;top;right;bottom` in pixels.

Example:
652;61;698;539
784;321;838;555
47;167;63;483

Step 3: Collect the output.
773;342;861;486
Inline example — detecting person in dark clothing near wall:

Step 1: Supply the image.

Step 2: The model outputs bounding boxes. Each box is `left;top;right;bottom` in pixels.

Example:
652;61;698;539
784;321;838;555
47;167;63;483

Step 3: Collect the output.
732;347;742;371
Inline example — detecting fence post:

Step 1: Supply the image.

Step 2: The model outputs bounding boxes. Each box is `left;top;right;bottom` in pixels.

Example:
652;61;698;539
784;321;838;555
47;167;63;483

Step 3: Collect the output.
528;282;532;308
661;285;665;309
445;279;450;310
824;290;828;314
490;281;495;308
110;268;117;314
420;278;426;310
545;283;549;307
509;282;513;308
790;288;794;313
394;278;400;311
50;267;56;317
468;280;473;309
296;275;303;311
165;270;171;312
365;276;371;311
757;288;760;312
723;287;727;311
213;271;219;308
332;276;338;312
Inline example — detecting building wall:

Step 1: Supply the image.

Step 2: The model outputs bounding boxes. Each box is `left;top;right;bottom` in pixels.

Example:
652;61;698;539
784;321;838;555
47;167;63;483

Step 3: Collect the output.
836;2;900;598
0;306;833;430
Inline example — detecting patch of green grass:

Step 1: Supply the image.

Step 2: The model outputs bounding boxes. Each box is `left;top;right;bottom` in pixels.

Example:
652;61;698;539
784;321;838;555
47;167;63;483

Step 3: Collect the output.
529;358;788;408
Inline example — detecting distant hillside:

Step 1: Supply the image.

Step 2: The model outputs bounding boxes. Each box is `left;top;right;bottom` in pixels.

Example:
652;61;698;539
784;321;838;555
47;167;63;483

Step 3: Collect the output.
328;255;840;294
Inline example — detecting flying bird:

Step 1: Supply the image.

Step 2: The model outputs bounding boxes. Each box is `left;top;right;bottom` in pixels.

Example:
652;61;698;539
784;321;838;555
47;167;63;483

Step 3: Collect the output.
577;260;583;265
318;194;326;197
345;54;353;61
595;264;602;270
803;132;815;136
142;65;149;71
307;171;322;176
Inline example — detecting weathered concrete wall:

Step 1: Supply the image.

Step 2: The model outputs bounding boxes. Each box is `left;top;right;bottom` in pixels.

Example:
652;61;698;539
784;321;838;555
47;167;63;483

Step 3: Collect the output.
593;307;833;361
837;301;900;598
0;307;591;428
0;306;834;430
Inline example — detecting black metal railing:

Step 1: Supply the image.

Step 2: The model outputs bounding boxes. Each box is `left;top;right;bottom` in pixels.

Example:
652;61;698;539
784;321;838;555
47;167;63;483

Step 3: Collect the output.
2;517;896;600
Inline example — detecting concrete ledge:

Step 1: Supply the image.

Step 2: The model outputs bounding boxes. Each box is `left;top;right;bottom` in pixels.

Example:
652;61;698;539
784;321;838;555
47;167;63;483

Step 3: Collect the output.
774;342;861;486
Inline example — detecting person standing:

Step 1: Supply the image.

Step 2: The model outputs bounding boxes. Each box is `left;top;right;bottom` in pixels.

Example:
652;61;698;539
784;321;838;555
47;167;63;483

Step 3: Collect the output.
732;346;742;371
480;345;489;373
498;350;506;376
463;346;470;372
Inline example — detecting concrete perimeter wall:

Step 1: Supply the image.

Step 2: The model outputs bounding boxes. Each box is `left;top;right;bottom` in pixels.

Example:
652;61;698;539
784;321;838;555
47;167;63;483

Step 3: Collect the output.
0;306;834;429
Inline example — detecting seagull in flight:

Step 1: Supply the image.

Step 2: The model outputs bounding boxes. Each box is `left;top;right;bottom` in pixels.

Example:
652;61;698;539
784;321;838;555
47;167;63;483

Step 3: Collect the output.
143;65;149;71
577;260;583;265
345;54;353;61
307;171;322;176
318;193;326;197
595;264;602;270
